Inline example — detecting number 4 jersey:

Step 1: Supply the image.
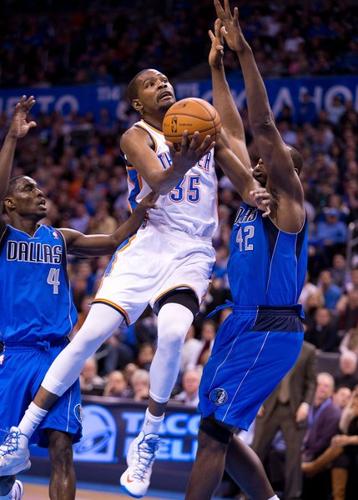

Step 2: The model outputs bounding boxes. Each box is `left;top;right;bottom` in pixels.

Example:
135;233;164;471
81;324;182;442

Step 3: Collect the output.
0;223;77;343
228;203;308;307
125;120;218;239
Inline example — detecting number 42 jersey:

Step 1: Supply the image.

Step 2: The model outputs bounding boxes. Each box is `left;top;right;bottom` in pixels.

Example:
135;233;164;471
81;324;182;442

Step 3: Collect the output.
0;224;77;343
228;203;308;307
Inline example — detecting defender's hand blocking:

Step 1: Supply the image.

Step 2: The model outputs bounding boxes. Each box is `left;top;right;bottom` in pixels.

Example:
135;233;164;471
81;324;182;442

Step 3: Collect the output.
169;131;215;177
214;0;247;53
249;187;272;217
8;96;37;139
136;192;159;211
208;19;224;69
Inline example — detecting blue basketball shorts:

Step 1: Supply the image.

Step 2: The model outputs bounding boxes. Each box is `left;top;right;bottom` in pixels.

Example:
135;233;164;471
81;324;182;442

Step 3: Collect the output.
199;305;304;431
0;340;82;447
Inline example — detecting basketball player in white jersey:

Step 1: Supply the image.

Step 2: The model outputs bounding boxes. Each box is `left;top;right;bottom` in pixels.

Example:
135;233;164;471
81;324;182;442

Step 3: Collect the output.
0;70;270;498
0;70;217;498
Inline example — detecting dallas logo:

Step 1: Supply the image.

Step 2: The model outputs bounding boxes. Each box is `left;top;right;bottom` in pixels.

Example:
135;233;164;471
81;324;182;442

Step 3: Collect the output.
209;387;228;406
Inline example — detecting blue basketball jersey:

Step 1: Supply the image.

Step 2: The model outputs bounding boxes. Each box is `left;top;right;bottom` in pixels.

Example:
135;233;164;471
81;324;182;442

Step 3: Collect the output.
228;203;308;306
0;224;77;343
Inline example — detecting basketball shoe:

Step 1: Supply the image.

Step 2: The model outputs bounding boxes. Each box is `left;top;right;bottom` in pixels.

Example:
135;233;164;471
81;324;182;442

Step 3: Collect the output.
120;431;160;498
0;428;30;476
0;479;24;499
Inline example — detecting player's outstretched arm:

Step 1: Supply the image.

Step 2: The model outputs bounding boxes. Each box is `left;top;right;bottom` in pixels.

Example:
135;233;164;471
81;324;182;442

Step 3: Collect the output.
215;130;270;216
0;96;36;202
214;1;303;208
209;18;250;168
60;192;157;256
121;126;214;195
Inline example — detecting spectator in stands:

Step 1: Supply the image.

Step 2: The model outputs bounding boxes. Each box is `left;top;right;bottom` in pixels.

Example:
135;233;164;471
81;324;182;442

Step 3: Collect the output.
333;386;353;410
180;326;202;374
340;327;358;357
252;341;316;500
337;289;358;331
335;352;358;390
336;288;358;330
103;370;132;398
302;386;358;500
136;343;155;371
174;368;202;408
305;307;340;352
196;320;216;366
131;369;150;401
314;208;347;252
330;254;347;289
80;357;105;396
302;372;341;499
318;270;342;310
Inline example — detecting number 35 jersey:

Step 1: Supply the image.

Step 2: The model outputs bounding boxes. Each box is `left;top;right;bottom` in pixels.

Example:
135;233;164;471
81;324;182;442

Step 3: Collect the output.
0;224;77;343
228;203;308;307
125;120;218;239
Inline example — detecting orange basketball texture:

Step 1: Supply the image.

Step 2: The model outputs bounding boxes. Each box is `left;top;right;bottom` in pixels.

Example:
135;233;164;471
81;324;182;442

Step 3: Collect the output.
162;98;221;145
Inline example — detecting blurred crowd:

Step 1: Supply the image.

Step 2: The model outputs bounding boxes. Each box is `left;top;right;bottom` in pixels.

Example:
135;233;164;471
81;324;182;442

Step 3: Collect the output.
0;0;357;87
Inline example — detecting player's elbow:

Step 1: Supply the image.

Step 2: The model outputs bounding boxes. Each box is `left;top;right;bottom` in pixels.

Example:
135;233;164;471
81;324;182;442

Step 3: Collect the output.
251;113;275;135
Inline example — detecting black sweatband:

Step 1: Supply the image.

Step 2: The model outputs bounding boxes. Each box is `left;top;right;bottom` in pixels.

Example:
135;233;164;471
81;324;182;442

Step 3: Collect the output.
154;289;199;316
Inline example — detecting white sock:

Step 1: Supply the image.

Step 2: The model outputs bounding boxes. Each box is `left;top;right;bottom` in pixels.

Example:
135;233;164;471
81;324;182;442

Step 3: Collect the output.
18;402;48;439
142;409;164;435
268;496;280;500
149;303;194;402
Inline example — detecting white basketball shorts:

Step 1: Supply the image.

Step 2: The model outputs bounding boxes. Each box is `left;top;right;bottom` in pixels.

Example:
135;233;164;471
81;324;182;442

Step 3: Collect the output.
93;223;216;325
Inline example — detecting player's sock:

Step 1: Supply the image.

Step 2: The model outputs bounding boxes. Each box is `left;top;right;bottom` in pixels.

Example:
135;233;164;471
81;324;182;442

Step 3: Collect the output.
18;402;48;439
267;495;280;500
149;302;194;402
142;409;164;435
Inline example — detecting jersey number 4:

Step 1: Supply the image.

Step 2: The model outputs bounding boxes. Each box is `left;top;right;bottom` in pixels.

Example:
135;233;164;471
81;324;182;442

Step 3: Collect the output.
236;225;255;251
170;175;200;203
47;268;60;294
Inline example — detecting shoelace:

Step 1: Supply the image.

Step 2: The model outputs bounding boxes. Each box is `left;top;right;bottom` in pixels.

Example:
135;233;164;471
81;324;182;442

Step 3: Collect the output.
131;435;159;481
0;430;20;457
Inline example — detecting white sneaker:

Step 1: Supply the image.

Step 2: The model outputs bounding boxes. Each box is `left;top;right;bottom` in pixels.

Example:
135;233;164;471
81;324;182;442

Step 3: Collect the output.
0;428;31;476
120;431;160;498
6;480;24;499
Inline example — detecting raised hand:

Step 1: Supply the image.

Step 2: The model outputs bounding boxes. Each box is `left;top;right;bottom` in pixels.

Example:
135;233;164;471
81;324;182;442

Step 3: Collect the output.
137;191;159;211
8;95;37;139
249;187;272;217
208;18;224;69
169;131;215;177
214;0;247;53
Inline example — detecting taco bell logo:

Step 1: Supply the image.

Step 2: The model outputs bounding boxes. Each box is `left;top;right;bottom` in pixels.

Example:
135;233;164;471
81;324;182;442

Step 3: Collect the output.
73;405;117;462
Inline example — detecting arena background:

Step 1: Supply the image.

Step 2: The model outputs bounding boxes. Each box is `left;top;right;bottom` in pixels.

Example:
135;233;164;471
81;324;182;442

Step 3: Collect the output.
1;0;357;498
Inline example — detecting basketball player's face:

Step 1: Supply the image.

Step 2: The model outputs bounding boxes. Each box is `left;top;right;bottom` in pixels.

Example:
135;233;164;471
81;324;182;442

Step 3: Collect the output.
252;158;268;186
137;70;175;113
10;177;47;219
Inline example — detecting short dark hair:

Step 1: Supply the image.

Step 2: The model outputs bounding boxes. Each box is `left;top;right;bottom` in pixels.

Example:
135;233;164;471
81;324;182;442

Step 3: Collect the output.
289;146;303;175
126;69;150;103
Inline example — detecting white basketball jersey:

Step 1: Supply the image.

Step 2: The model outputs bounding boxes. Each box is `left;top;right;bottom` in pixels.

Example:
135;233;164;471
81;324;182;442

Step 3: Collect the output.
125;119;218;239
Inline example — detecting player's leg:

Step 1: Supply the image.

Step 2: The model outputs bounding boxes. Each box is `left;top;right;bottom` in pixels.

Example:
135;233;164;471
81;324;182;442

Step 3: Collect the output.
48;430;75;500
226;436;275;500
120;290;198;498
0;304;124;475
186;419;232;500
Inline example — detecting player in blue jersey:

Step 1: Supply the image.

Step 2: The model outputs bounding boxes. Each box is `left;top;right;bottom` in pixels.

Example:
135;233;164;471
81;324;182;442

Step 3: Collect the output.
186;3;308;499
0;96;155;500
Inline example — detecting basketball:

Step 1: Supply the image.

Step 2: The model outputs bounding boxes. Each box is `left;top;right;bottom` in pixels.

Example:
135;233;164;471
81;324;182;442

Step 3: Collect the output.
162;98;222;146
